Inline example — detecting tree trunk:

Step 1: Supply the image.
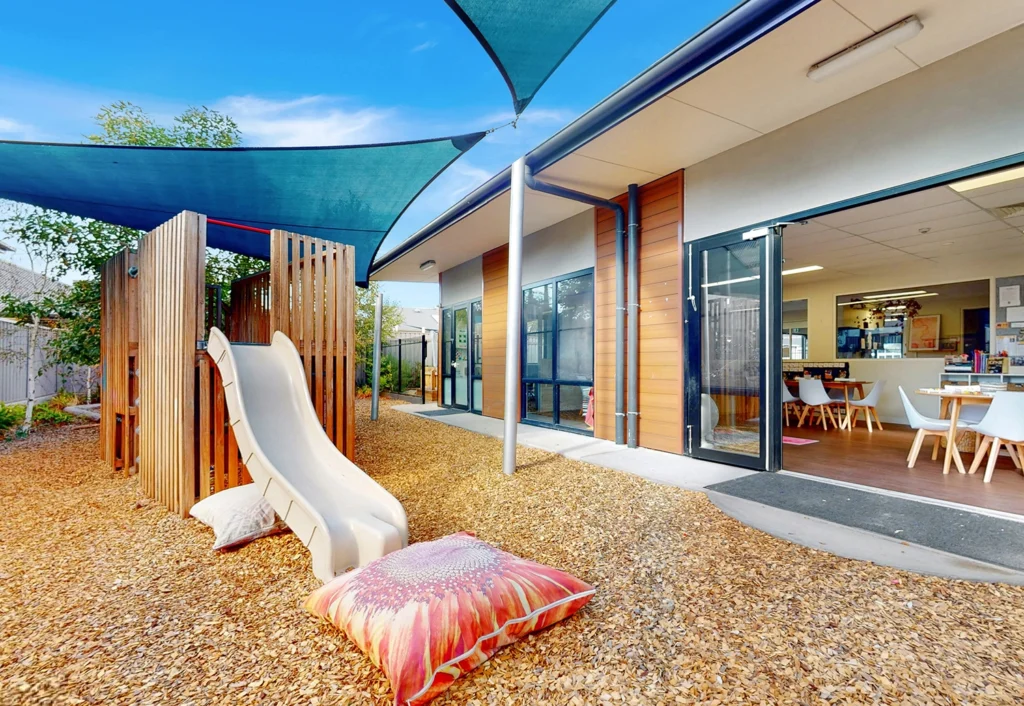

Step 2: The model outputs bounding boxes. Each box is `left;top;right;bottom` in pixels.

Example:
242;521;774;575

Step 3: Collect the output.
86;366;94;405
22;314;40;432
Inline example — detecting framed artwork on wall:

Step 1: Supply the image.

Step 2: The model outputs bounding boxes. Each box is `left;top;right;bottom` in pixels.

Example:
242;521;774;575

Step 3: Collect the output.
909;315;940;351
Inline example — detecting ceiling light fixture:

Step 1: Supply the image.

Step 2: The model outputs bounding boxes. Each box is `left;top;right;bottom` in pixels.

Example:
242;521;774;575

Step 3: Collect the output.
807;16;923;83
701;275;759;289
837;292;939;306
862;290;927;300
949;165;1024;193
419;259;436;271
782;265;824;276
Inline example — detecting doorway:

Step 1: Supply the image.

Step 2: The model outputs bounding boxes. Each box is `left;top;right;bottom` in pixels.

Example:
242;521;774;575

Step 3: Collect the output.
684;227;782;471
440;300;480;411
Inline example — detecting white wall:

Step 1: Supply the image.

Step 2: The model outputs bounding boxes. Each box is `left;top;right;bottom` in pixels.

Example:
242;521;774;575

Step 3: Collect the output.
439;256;481;307
684;25;1024;240
848;359;945;423
522;210;595;287
439;210;596;308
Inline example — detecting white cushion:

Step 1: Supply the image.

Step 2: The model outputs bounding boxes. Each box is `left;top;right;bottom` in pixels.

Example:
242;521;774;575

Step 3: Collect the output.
189;484;282;551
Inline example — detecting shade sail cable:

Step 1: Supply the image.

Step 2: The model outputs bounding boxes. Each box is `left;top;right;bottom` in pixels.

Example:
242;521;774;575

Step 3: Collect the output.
0;132;485;285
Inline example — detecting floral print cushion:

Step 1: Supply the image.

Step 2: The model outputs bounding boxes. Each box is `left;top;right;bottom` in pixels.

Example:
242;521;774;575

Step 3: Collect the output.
304;532;595;705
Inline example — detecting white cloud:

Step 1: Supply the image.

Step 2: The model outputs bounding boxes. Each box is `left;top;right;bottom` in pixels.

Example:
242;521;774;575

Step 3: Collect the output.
443;160;493;201
411;40;438;53
0;117;36;140
215;95;400;147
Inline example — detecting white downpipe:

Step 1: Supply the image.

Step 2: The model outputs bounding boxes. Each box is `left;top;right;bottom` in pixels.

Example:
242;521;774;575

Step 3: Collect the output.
502;156;526;475
370;292;383;421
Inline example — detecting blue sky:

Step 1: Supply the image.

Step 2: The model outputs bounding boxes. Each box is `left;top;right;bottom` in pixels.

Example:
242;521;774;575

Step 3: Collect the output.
0;0;737;305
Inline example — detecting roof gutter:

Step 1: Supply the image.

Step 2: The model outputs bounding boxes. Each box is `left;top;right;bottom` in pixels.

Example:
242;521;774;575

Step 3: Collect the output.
369;0;820;276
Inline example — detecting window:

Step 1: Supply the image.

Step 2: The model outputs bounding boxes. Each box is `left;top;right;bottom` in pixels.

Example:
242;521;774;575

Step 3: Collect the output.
522;271;594;434
835;280;989;359
782;300;808;360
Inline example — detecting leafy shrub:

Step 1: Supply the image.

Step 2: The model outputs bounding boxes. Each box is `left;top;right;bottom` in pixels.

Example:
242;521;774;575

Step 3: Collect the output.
32;401;76;427
0;404;23;433
50;390;81;409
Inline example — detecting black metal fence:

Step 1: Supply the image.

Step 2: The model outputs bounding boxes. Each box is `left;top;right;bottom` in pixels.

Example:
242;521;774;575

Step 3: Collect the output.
380;335;427;403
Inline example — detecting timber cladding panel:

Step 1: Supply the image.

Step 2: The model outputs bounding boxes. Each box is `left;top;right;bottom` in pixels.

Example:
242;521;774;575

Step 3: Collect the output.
481;245;518;419
594;171;684;454
99;248;138;474
138;211;206;517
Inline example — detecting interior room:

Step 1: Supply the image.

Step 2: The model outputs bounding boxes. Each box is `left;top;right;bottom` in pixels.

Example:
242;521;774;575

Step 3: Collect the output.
779;165;1024;515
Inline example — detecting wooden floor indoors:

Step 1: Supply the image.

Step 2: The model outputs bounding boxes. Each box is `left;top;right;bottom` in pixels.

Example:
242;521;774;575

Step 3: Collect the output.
783;422;1024;516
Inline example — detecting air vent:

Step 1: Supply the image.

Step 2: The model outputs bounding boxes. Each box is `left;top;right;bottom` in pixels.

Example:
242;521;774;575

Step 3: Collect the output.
987;202;1024;220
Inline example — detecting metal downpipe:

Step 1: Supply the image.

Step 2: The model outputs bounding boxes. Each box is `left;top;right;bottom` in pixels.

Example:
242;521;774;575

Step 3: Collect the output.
627;184;639;448
370;291;383;421
523;167;627;445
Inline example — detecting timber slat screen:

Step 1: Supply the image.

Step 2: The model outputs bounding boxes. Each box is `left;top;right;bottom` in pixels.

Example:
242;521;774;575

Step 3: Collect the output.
99;249;138;475
270;230;356;459
98;213;356;517
226;271;271;344
138;212;206;517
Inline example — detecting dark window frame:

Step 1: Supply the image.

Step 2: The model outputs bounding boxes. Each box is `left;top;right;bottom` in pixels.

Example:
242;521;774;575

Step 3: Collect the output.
520;268;595;436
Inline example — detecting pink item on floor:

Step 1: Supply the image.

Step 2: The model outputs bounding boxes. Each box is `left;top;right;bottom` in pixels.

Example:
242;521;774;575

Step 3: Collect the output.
783;436;819;446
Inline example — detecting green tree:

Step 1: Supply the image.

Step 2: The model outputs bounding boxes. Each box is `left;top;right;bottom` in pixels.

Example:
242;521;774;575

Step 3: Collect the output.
355;282;402;379
0;205;69;430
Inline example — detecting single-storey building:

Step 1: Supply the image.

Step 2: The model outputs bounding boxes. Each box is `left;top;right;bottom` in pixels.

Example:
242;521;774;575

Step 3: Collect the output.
371;0;1024;515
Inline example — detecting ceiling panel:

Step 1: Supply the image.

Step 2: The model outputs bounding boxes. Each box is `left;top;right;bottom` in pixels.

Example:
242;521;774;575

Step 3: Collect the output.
373;189;589;282
836;0;1024;67
963;184;1024;210
536;154;660;198
671;0;917;135
812;186;961;227
860;211;1004;244
575;97;761;178
839;199;979;235
880;220;1012;249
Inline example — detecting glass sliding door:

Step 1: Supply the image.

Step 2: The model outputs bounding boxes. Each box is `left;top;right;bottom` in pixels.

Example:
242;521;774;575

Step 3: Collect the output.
440;301;480;411
522;270;595;434
441;308;453;406
453;306;469;409
685;228;782;471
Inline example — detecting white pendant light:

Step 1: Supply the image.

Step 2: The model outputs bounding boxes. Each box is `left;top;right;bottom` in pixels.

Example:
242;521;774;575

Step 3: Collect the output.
807;16;923;83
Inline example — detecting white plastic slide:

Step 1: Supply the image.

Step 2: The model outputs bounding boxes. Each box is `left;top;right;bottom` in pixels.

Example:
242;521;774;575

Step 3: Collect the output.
206;327;408;582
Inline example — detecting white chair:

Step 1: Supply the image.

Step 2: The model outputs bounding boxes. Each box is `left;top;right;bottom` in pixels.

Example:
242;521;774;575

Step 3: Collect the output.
898;386;974;473
967;392;1024;483
797;378;844;430
848;380;886;433
782;383;801;427
700;393;719;443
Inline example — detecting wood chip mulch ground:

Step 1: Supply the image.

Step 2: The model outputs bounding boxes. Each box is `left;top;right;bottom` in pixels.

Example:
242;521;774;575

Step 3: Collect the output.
2;401;1023;705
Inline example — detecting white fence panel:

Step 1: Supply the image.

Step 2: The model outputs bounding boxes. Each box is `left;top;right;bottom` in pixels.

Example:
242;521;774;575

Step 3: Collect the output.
0;320;94;404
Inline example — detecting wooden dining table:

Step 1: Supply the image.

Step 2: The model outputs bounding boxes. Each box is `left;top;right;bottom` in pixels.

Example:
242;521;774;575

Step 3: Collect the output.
915;389;994;475
786;379;868;430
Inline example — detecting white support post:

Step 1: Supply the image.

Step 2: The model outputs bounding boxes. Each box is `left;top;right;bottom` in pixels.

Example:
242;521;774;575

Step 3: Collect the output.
502;156;526;475
370;292;383;421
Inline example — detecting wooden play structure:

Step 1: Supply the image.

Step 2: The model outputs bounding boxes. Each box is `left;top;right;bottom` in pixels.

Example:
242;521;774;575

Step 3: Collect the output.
99;211;357;517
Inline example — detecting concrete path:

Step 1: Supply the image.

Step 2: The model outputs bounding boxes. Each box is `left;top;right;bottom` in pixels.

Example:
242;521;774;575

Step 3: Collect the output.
395;403;1024;583
397;403;752;491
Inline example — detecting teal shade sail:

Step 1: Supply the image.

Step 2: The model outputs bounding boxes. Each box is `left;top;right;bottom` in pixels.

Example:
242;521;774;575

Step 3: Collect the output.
447;0;617;114
0;134;484;285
